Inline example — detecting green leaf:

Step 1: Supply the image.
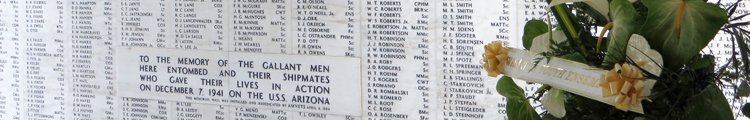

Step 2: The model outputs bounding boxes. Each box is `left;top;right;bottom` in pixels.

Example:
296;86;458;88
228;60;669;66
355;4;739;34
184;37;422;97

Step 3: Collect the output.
603;0;642;67
551;4;594;58
688;55;713;70
550;0;610;20
523;20;549;50
638;0;728;69
738;81;750;97
507;98;543;120
506;99;542;120
496;76;542;120
682;84;734;120
497;76;525;99
560;53;586;63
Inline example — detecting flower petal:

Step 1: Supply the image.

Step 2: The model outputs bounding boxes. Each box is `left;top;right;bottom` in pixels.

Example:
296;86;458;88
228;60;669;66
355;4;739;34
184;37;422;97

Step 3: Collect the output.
641;50;663;76
625;34;663;76
626;34;651;58
542;88;566;118
530;31;567;53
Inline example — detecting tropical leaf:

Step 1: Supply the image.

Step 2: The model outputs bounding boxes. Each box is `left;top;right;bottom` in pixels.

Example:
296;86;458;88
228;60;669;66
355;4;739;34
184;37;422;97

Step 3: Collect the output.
738;81;750;97
603;0;642;68
560;53;587;63
682;84;734;120
507;98;542;120
688;55;713;70
550;4;597;59
523;20;550;50
496;76;542;120
497;76;525;99
638;0;728;69
550;0;610;20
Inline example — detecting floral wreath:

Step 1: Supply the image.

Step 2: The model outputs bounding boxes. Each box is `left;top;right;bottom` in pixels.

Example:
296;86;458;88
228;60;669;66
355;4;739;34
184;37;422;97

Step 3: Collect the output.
483;0;750;119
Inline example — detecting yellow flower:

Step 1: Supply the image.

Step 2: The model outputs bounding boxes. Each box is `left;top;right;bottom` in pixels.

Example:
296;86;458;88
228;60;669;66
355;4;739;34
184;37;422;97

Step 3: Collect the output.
600;63;646;111
483;41;510;77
